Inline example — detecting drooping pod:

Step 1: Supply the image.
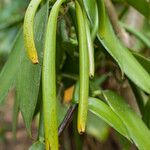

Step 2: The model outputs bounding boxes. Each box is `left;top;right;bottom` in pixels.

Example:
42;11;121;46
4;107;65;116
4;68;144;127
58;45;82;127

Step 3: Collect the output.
42;0;66;149
23;0;42;64
75;0;89;133
83;12;95;78
83;0;99;41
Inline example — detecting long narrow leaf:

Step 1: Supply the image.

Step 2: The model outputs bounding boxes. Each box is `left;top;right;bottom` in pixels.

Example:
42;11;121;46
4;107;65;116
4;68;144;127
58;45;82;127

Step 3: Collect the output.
133;52;150;74
103;90;150;150
17;3;48;134
0;29;24;104
88;97;130;140
98;16;150;94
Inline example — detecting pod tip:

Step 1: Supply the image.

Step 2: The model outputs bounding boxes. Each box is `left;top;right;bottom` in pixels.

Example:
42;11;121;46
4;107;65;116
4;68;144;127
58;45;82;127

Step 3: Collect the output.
78;124;85;134
33;59;39;64
31;57;39;64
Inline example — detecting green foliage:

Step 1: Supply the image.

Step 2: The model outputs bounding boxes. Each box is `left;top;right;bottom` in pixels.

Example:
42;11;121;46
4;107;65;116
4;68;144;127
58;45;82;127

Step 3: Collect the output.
1;0;150;149
29;141;45;150
16;3;48;134
0;30;24;104
98;17;150;94
72;84;130;140
103;90;150;150
86;112;109;142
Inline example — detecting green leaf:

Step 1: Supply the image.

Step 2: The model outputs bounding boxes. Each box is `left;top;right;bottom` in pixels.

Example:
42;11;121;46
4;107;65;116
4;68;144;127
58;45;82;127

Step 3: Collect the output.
123;0;150;19
0;27;19;56
131;53;150;114
133;52;150;74
86;111;109;141
103;90;150;150
96;0;106;38
89;75;109;97
143;99;150;129
72;83;130;140
16;3;48;134
129;80;145;114
29;141;45;150
97;16;150;94
12;90;20;139
0;29;24;104
0;0;27;30
88;97;130;140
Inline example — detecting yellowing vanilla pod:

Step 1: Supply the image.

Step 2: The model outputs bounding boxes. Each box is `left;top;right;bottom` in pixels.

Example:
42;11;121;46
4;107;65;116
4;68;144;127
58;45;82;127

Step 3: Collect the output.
23;0;42;64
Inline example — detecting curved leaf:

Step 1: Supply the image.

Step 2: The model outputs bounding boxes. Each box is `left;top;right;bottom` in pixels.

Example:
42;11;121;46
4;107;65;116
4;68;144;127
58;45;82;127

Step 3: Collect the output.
17;3;48;134
98;16;150;94
143;99;150;129
133;52;150;74
88;97;130;140
86;111;109;142
103;90;150;150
